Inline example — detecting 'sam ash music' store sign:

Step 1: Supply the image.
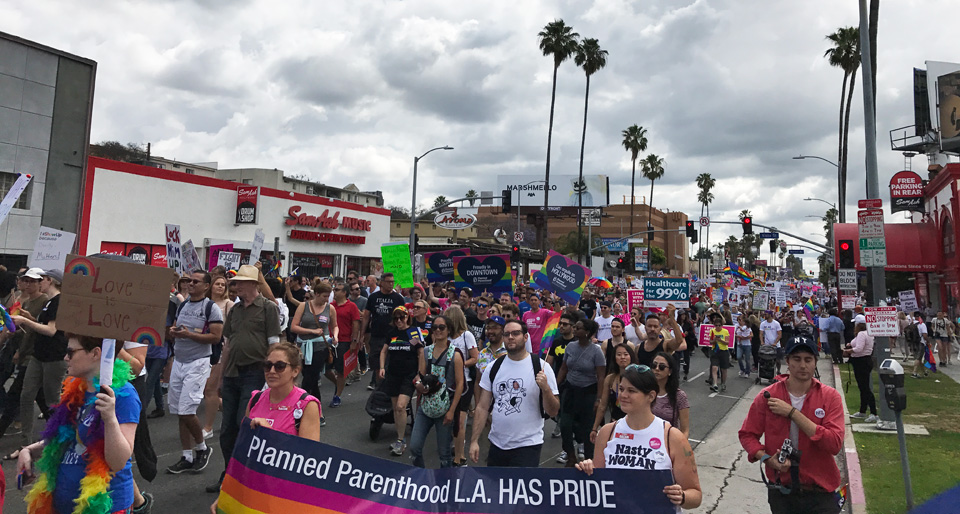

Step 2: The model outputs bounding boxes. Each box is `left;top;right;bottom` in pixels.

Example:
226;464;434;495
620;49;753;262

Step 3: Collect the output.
286;205;371;245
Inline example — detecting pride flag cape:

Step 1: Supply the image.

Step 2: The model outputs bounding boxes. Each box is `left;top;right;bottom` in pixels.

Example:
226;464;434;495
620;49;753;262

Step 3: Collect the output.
537;311;563;356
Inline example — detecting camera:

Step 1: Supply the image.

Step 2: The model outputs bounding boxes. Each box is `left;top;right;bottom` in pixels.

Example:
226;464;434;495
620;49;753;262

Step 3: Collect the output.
778;438;800;464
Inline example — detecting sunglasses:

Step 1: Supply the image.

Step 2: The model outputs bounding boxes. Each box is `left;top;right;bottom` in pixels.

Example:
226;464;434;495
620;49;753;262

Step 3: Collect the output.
504;330;524;338
190;279;205;284
558;321;571;327
652;363;670;371
626;364;652;374
477;304;488;309
65;347;84;359
394;315;408;320
263;361;290;372
432;324;448;331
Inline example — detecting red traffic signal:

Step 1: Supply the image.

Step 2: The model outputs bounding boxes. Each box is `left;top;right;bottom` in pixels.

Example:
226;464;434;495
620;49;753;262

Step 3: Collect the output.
685;221;696;238
839;241;850;251
741;217;753;234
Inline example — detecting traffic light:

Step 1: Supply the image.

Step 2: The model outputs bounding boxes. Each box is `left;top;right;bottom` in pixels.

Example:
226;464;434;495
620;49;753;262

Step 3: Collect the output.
837;239;855;268
685;221;696;238
769;240;777;252
690;231;697;244
413;234;420;254
647;223;654;242
741;217;753;234
511;244;521;262
502;189;512;213
617;256;626;269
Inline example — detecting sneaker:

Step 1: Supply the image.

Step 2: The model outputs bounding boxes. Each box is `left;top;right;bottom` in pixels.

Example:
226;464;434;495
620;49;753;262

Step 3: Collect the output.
390;440;406;456
911;373;923;379
551;423;561;439
556;451;568;464
330;396;342;408
166;457;194;474
202;429;214;440
206;471;224;493
864;414;879;423
132;491;154;514
192;448;211;472
367;384;375;391
577;443;585;461
319;417;327;427
147;409;165;419
710;385;719;393
682;374;688;382
850;412;867;419
720;384;726;393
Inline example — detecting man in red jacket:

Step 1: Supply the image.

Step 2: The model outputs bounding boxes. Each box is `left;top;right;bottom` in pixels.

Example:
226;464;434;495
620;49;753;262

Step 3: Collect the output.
738;338;845;514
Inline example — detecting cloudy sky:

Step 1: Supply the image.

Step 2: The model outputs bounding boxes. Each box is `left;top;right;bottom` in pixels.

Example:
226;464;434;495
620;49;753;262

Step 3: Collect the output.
5;0;957;259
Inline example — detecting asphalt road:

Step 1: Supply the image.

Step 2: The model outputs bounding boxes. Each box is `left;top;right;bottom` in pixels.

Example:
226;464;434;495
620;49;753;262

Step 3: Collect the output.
0;348;756;513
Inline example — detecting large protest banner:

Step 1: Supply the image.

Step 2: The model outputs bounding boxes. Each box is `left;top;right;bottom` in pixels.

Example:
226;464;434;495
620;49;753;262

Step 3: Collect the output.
697;324;736;348
532;250;591;305
453;254;511;297
218;424;676;514
423;248;470;283
165;224;184;275
58;254;175;346
643;277;691;309
381;242;415;288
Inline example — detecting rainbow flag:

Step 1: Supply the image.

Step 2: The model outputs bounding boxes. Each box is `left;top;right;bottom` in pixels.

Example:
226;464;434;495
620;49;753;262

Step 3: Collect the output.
924;344;937;372
0;304;14;333
268;261;281;275
723;263;753;282
538;311;563;357
802;297;814;323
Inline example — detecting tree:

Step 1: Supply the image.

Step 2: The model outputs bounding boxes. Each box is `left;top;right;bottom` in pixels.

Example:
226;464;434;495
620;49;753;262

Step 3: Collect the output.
825;26;860;224
822;207;839;244
537;19;580;251
574;37;608;265
555;230;591;258
621;125;648;236
786;255;804;278
693;247;712;260
465;190;479;206
640;154;665;268
650;246;666;268
89;141;148;163
695;172;716;266
432;195;448;209
388;205;410;220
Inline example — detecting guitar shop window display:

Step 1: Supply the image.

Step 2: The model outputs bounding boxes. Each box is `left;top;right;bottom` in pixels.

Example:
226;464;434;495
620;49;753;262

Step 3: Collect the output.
738;338;845;514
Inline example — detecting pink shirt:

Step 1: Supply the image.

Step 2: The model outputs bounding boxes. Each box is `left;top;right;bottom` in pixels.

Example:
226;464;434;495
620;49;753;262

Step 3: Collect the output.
523;308;552;356
248;386;320;436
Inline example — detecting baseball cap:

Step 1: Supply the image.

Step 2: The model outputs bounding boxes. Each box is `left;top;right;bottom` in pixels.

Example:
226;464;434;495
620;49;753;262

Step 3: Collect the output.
854;314;866;325
486;315;506;327
39;269;63;284
23;267;44;280
786;339;818;357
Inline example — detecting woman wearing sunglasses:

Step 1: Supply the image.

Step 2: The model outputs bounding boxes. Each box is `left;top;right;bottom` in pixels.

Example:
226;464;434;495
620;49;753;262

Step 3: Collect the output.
651;351;690;439
576;364;702;512
591;343;638;442
379;306;423;457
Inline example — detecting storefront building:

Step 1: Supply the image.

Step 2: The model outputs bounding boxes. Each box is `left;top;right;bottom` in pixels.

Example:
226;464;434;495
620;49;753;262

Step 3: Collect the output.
79;157;390;277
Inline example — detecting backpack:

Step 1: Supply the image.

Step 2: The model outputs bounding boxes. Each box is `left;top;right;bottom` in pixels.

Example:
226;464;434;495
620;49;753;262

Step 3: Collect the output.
250;390;311;433
175;297;215;334
420;344;459;419
487;354;551;419
904;322;921;346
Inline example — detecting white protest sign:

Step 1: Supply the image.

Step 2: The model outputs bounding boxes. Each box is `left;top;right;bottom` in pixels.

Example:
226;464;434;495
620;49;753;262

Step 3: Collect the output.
217;251;242;270
250;229;266;264
752;290;770;310
775;291;787;308
181;239;203;273
865;306;898;337
898;290;919;313
30;226;76;270
165;224;184;275
0;173;32;225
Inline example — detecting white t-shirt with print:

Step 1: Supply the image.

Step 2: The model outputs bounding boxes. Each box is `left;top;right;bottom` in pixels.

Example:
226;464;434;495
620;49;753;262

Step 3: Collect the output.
759;319;782;346
479;354;559;450
596;315;614;341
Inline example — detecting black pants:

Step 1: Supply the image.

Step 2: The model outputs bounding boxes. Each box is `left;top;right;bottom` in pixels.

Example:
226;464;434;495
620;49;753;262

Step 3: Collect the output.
768;489;841;514
560;383;597;463
681;346;694;375
0;365;46;436
368;336;386;386
751;342;760;368
219;366;265;465
828;333;843;364
487;443;542;467
301;350;327;402
850;355;877;415
131;374;158;481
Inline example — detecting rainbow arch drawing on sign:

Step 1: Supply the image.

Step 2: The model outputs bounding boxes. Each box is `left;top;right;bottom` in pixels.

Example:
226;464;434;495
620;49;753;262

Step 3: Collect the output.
67;256;96;277
133;327;162;347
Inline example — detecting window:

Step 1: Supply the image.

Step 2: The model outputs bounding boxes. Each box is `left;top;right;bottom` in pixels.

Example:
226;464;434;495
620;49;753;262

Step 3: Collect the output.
185;168;195;175
0;172;29;209
242;179;253;185
943;217;955;257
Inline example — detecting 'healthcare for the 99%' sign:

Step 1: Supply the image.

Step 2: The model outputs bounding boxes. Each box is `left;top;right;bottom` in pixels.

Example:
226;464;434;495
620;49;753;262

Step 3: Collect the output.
217;423;677;514
642;277;691;308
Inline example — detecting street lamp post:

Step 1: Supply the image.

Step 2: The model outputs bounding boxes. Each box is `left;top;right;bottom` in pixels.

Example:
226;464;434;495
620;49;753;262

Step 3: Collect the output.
793;155;843;222
410;146;453;258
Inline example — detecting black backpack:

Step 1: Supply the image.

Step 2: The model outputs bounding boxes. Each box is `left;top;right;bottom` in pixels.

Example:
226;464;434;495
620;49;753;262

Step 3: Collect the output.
174;297;215;332
904;323;921;346
487;355;551;419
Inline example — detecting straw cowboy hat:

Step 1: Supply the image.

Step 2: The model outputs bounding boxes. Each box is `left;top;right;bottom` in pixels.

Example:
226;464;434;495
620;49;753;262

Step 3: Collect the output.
231;264;260;282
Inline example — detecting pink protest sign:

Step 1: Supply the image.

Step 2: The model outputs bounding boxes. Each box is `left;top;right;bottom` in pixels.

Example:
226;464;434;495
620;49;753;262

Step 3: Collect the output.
627;289;644;313
697;324;736;347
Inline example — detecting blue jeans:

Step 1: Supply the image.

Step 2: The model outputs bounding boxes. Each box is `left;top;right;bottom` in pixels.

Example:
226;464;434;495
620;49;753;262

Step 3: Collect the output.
737;345;752;375
144;357;167;412
408;406;453;468
220;366;265;464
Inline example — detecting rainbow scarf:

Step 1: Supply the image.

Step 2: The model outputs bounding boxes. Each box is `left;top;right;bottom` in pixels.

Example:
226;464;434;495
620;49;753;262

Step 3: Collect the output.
26;359;133;514
537;311;563;356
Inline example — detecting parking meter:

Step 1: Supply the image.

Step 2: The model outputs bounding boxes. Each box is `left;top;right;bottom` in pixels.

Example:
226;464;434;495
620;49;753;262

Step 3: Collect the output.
879;359;906;412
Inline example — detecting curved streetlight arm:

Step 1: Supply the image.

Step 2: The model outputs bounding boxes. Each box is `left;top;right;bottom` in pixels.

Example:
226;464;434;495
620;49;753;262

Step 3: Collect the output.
793;154;839;168
803;197;837;210
418;146;454;161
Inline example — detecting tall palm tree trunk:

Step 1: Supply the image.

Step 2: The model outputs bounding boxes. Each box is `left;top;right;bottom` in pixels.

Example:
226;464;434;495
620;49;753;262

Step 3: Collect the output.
629;159;636;235
841;69;858;221
836;72;848;224
577;75;591;265
646;180;655;271
542;63;560;252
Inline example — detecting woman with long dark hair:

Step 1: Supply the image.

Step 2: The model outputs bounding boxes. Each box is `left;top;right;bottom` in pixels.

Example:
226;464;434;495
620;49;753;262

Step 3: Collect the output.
591;343;637;442
651;351;690;439
576;364;702;511
600;317;634;375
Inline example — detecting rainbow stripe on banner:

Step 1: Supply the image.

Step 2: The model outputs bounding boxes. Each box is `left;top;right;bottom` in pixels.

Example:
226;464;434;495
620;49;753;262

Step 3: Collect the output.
218;423;675;514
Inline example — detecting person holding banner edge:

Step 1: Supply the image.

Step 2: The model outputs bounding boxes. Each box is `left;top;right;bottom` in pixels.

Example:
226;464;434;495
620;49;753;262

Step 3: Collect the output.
575;364;701;511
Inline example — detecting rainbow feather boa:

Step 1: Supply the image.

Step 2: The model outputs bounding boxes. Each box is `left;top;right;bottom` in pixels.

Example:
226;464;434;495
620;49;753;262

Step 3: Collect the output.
26;359;133;514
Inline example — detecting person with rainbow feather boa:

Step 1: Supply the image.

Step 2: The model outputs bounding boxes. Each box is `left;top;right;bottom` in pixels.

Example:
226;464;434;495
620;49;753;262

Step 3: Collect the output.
18;336;140;514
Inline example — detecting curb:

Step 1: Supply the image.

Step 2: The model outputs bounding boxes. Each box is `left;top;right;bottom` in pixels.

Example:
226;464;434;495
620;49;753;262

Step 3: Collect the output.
834;363;868;513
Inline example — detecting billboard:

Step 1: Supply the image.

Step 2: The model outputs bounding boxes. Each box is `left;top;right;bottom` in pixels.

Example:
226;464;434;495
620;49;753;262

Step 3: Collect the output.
938;70;960;152
497;175;609;207
889;170;924;213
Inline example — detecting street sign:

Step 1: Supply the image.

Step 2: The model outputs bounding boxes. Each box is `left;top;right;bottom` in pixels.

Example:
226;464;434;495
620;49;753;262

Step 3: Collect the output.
857;208;886;267
759;232;780;239
643;277;690;308
841;295;857;310
788;249;804;254
513;232;523;242
698;216;709;227
580;209;601;227
838;268;857;292
858;198;882;209
865;306;898;337
754;259;767;266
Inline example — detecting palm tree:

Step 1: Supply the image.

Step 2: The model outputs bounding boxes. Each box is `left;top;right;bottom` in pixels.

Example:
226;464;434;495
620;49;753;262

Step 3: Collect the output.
432;195;448;209
537;19;580;251
574;37;608;265
825;26;860;224
465;189;478;206
621;125;648;235
641;154;665;270
695;172;716;267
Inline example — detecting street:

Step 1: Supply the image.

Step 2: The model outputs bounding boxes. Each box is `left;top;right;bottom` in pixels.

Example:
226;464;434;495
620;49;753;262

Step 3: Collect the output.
0;348;753;513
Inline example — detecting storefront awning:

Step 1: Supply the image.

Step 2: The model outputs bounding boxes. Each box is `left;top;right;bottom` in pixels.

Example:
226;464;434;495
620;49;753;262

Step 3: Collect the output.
833;223;942;272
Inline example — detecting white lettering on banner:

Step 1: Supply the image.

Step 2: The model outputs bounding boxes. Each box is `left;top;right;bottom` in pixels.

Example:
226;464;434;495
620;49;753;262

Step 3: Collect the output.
164;224;183;275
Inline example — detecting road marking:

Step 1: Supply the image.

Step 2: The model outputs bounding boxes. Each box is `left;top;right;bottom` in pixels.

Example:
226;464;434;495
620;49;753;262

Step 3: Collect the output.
688;371;705;382
541;451;564;466
707;392;740;400
688;438;702;443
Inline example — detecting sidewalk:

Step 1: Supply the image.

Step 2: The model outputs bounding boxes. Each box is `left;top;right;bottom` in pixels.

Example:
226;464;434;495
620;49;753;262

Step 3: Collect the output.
689;358;847;514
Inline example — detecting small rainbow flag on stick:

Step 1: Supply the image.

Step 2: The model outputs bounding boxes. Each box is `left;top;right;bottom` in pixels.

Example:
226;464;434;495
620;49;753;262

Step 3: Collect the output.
538;311;563;357
0;304;15;333
803;297;815;323
268;261;281;275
